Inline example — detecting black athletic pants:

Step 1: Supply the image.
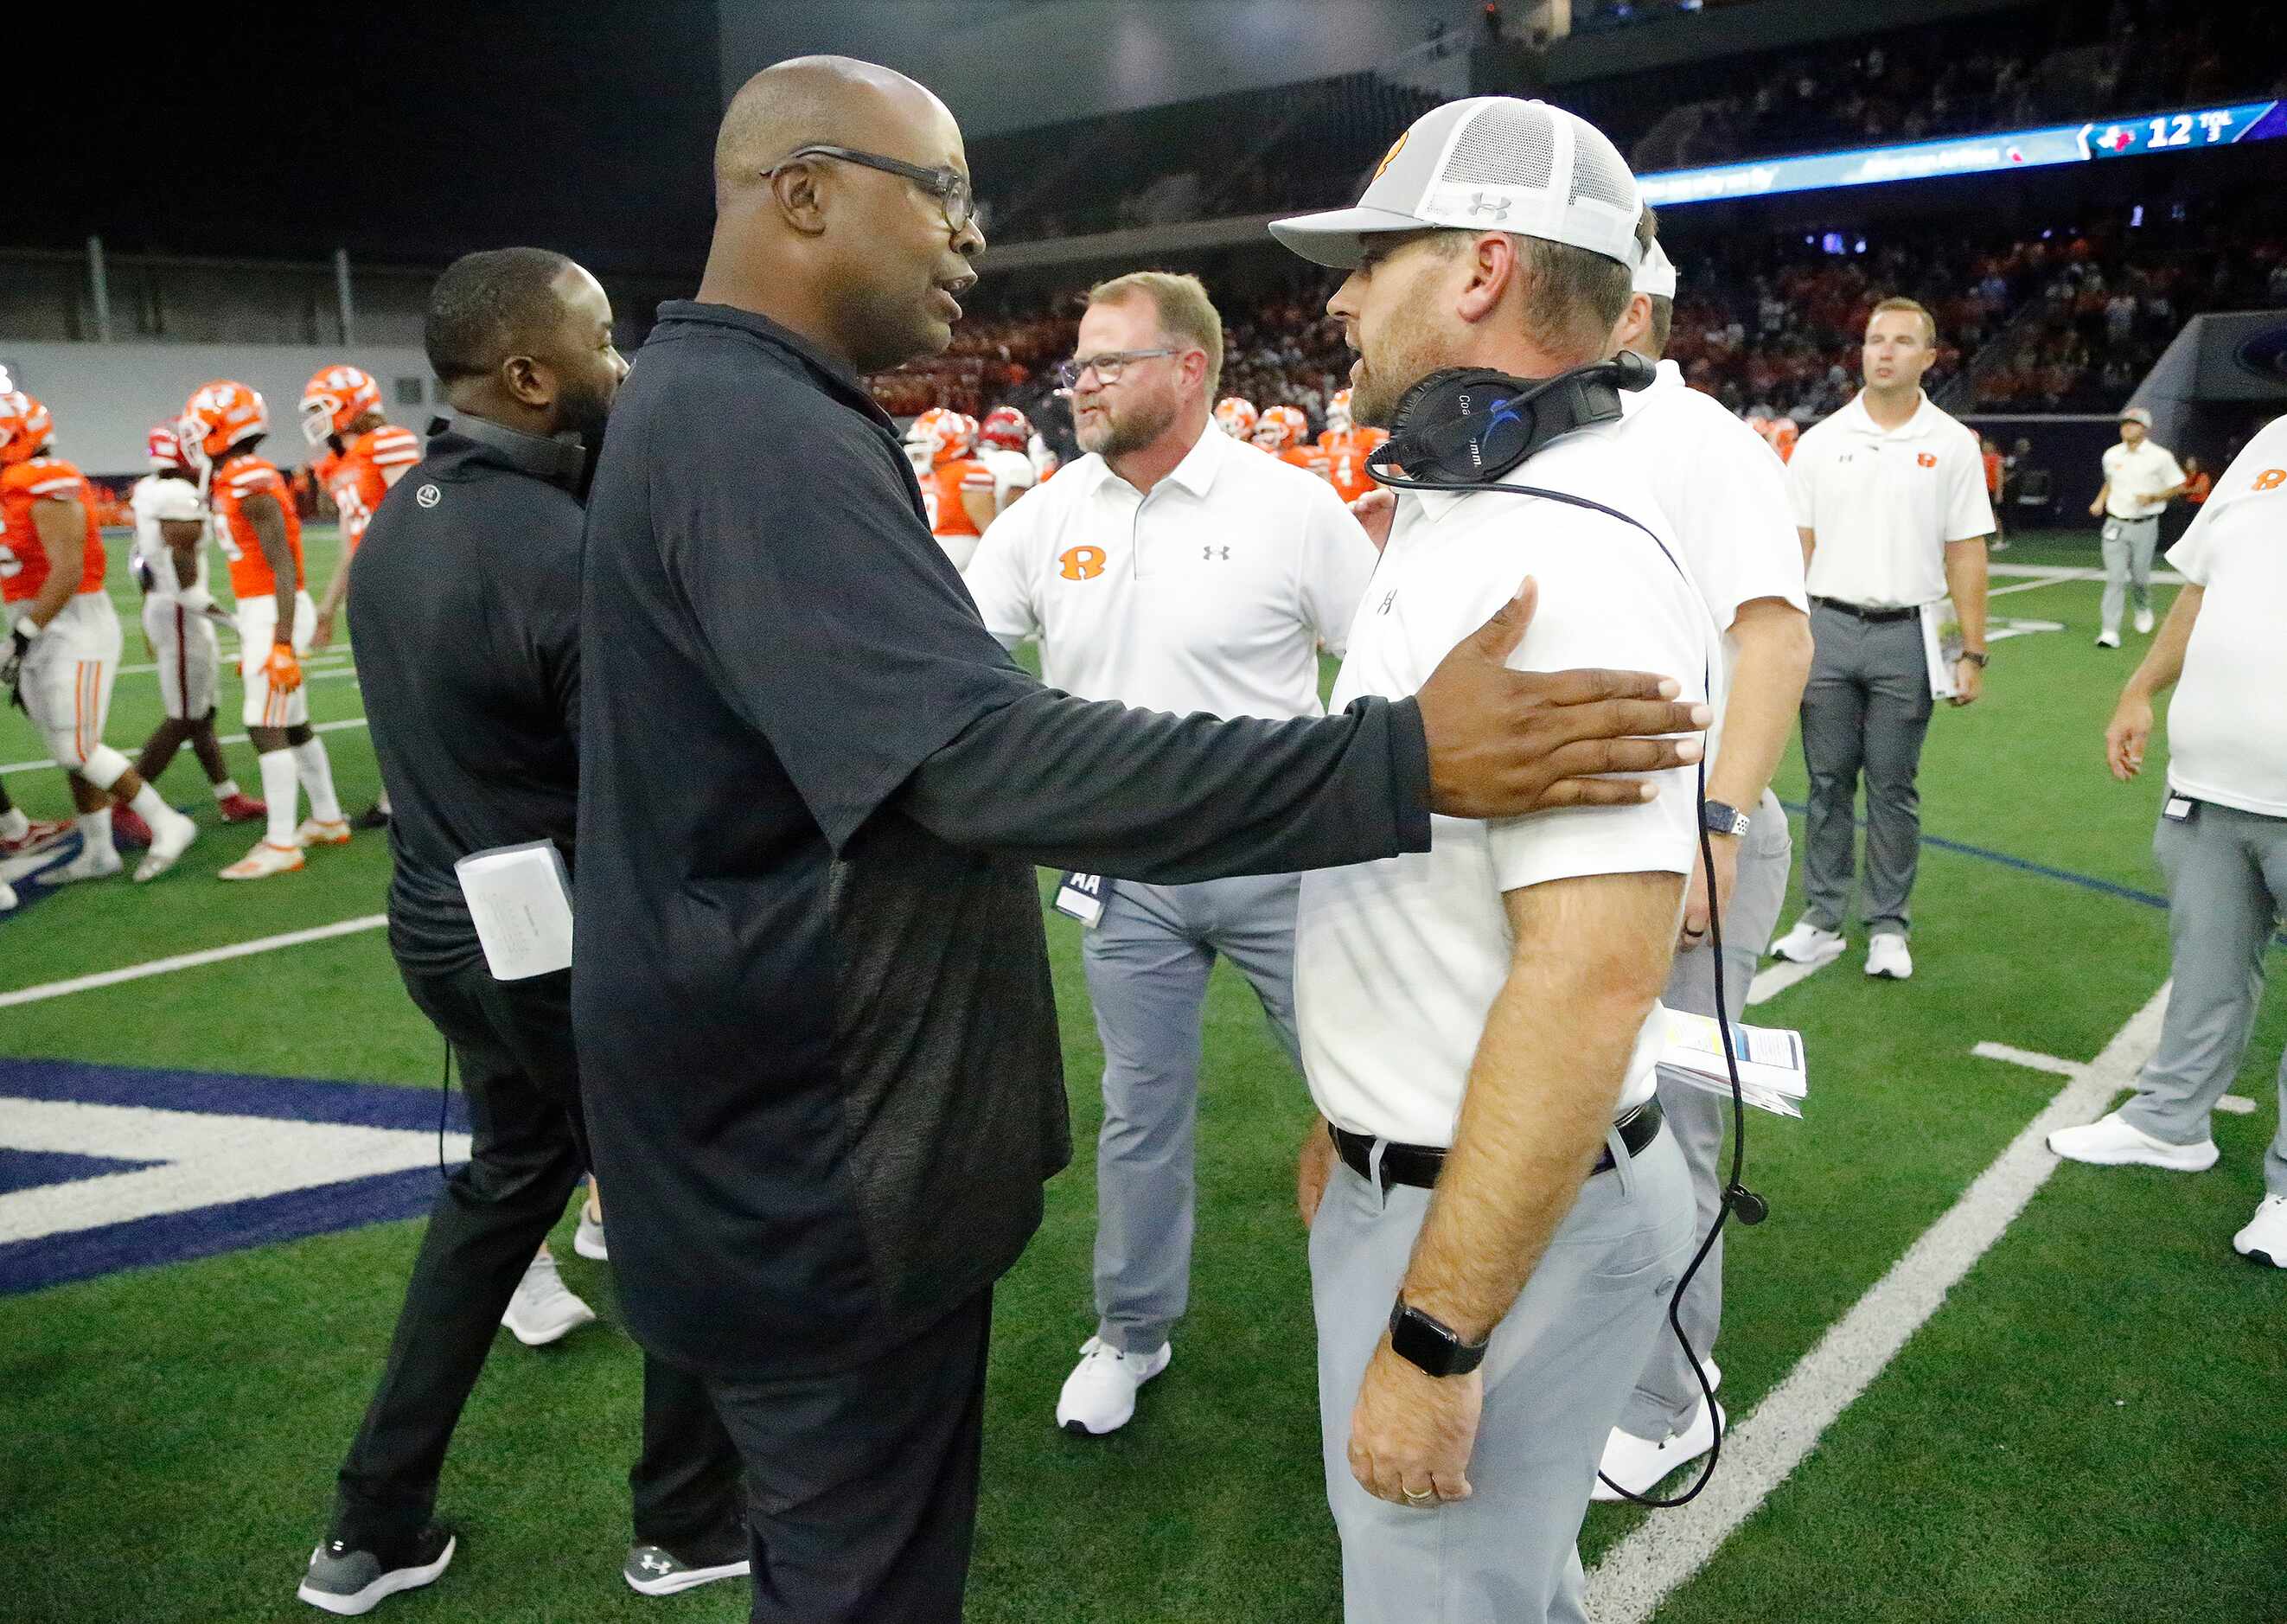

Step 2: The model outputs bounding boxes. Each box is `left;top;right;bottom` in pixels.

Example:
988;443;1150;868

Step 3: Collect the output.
330;956;742;1555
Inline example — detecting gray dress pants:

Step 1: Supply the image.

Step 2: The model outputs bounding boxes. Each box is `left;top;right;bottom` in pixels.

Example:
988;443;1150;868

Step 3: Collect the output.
1080;872;1302;1354
1312;1122;1694;1624
1799;601;1935;938
2117;801;2287;1196
2099;515;2162;634
1619;790;1793;1438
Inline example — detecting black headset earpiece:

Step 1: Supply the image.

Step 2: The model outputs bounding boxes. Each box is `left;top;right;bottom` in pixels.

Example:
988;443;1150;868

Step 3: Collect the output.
1367;350;1657;490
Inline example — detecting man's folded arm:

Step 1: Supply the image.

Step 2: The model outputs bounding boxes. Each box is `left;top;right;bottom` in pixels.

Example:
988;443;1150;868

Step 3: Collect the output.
897;685;1433;884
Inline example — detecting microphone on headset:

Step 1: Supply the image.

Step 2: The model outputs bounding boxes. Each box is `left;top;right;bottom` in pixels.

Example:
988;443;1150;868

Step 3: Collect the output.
1365;350;1655;491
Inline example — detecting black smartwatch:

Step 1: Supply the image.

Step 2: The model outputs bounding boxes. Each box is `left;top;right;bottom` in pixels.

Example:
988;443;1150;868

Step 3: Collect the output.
1702;799;1750;839
1388;1296;1488;1378
1961;649;1990;668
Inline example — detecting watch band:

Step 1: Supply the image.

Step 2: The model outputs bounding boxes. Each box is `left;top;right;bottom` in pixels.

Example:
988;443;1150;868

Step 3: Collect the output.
1389;1296;1488;1378
1702;798;1751;839
1961;649;1989;668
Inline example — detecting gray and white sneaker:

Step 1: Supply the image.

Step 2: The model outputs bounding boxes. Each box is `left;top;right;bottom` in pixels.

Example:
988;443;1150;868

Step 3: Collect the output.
624;1538;751;1596
574;1205;608;1262
297;1525;455;1615
501;1250;596;1346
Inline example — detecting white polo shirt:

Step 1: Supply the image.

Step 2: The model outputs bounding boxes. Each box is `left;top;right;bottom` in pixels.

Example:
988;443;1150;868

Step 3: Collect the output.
1789;391;1994;610
2163;417;2287;818
1295;424;1721;1148
2100;438;2186;521
963;420;1377;720
128;474;210;598
1618;358;1807;677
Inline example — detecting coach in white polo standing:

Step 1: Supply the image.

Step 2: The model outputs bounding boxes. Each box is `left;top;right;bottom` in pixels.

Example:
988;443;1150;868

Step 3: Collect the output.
963;269;1378;1436
1596;221;1811;1497
1771;297;1994;981
2089;404;2187;649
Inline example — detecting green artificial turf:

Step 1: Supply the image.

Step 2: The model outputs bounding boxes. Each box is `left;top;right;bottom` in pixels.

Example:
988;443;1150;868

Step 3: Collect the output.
3;531;2281;1623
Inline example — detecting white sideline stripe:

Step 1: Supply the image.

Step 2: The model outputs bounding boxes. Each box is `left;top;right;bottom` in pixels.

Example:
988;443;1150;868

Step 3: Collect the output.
1746;955;1829;1007
0;716;368;777
1971;1041;2081;1077
1987;564;2187;585
118;651;355;677
1585;983;2172;1624
2217;1094;2257;1116
0;915;386;1008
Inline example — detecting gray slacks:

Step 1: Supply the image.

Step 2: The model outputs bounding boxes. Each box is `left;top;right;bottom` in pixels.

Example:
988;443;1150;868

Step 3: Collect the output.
1800;602;1935;938
1619;790;1793;1438
2117;802;2287;1197
2099;515;2161;634
1312;1122;1693;1624
1080;872;1302;1353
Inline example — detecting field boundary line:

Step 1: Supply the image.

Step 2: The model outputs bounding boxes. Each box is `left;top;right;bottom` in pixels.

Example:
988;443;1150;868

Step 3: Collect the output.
1585;982;2170;1624
2;716;367;777
0;915;387;1008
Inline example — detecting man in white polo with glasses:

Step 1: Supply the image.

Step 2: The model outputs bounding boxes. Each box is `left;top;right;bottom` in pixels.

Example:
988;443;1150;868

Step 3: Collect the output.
964;269;1378;1436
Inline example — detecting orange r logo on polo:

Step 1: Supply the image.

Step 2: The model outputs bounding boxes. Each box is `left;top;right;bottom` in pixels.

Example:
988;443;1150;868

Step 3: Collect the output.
1058;545;1108;580
1917;452;1938;468
2253;469;2286;491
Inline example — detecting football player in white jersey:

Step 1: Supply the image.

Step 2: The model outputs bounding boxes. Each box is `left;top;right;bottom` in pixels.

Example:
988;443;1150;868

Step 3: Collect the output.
125;425;266;825
971;406;1038;532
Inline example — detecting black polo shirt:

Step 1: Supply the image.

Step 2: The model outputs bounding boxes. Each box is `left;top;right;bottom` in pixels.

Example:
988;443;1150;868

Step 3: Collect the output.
575;300;1433;1379
348;416;588;975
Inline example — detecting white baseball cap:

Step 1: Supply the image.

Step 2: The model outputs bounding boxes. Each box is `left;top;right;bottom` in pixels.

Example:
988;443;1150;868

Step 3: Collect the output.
1633;236;1677;299
2118;405;2154;427
1270;97;1643;272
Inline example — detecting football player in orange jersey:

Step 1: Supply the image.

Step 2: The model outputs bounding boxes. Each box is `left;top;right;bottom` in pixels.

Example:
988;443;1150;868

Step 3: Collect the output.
1766;415;1799;463
175;380;351;879
302;366;421;828
902;406;995;568
1212;395;1259;443
1252;403;1332;480
0;393;200;884
1317;387;1390;505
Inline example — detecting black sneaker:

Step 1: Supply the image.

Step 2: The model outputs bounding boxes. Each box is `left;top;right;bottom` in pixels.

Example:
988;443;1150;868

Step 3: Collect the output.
352;802;392;831
623;1534;751;1596
297;1525;455;1615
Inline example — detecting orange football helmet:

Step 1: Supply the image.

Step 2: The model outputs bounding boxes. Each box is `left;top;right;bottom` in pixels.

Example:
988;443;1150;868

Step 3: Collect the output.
904;406;975;469
1326;389;1355;435
978;406;1032;452
1254;405;1307;452
0;391;55;466
1213;397;1259;439
176;380;270;470
299;365;383;446
147;423;190;470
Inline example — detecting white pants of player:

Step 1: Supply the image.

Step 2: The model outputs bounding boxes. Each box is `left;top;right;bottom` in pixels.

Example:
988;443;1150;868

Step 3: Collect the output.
142;593;221;721
236;591;318;730
20;591;124;773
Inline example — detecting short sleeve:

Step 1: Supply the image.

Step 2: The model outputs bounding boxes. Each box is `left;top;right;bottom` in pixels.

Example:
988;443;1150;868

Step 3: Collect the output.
1296;479;1380;657
961;482;1046;646
148;480;204;522
1787;441;1821;530
1944;438;1996;541
2156;448;2187;488
1677;408;1807;626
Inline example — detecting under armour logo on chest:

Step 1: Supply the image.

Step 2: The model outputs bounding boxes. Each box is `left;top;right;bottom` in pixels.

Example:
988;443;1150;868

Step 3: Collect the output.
1204;546;1230;560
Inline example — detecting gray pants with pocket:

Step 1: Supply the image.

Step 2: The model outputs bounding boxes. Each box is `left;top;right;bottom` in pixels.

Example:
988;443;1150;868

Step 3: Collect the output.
2099;515;2162;634
1312;1121;1694;1624
1800;601;1935;938
2117;800;2287;1196
1619;790;1793;1439
1081;872;1302;1354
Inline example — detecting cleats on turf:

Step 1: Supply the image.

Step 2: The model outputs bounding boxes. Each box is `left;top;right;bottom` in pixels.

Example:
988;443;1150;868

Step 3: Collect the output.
132;809;200;884
297;816;353;847
623;1537;751;1596
35;842;124;886
0;816;73;858
217;791;269;823
353;801;392;831
297;1525;455;1616
220;839;306;880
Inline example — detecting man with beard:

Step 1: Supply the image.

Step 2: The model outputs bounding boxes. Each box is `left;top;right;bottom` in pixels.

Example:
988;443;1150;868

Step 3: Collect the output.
576;59;1712;1624
964;270;1378;1436
297;250;749;1617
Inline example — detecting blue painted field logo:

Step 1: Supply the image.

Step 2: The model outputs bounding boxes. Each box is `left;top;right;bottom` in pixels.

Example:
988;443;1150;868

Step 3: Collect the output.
0;1058;470;1295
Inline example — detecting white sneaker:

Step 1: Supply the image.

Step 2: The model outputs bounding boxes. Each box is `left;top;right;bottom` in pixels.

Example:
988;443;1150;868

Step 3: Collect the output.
1768;918;1845;966
297;816;353;848
1592;1398;1726;1502
1056;1335;1172;1435
219;838;305;880
2133;606;2156;635
35;841;124;886
2232;1195;2287;1267
2096;629;2122;649
1865;934;1913;980
2047;1110;2218;1172
0;881;15;912
132;809;199;884
501;1252;597;1346
574;1205;609;1262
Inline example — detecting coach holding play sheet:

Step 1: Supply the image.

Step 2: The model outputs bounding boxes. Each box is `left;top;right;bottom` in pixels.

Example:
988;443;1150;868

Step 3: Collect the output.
575;56;1710;1624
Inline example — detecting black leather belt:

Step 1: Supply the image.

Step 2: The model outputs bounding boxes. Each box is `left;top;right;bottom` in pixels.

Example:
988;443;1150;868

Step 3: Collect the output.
1330;1099;1664;1192
1811;596;1919;624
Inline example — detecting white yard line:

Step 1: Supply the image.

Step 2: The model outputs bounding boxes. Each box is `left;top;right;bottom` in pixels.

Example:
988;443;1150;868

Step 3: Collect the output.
0;915;386;1008
2;716;368;777
1586;984;2170;1624
1746;956;1832;1007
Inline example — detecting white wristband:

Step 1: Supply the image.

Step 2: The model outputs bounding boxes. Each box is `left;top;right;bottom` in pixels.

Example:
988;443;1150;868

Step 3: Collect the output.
12;614;42;643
